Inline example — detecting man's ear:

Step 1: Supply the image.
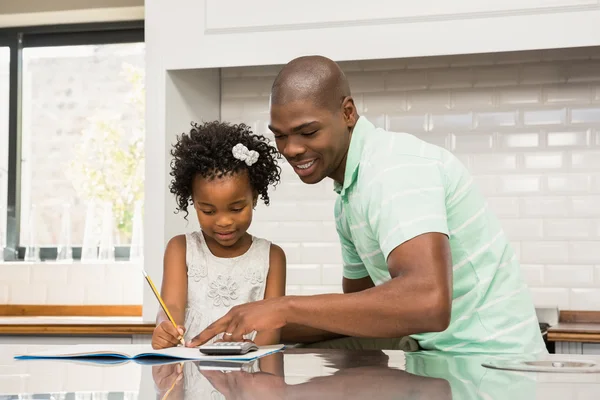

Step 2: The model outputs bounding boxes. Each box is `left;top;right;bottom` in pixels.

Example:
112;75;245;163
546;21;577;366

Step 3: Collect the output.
341;96;358;128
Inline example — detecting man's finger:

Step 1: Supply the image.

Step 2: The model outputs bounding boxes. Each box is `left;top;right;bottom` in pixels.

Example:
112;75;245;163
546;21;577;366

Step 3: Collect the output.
229;322;247;343
186;317;230;347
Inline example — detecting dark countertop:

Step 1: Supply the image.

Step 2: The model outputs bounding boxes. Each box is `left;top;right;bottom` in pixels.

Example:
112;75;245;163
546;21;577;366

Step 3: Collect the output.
2;345;600;399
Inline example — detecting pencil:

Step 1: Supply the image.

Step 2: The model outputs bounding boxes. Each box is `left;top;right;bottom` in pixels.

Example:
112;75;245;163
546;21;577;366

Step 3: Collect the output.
141;268;186;346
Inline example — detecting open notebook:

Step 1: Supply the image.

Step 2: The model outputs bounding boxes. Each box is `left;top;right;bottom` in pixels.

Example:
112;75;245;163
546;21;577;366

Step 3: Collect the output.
14;344;284;363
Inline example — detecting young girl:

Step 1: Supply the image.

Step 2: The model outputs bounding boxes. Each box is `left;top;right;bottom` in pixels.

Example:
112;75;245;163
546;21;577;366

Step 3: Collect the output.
151;121;286;349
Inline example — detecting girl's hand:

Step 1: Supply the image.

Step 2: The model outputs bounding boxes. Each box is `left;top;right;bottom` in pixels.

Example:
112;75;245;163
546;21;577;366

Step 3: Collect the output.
152;321;186;349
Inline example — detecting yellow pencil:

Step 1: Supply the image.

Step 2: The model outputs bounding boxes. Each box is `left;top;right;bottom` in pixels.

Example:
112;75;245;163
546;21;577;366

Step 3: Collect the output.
142;268;185;346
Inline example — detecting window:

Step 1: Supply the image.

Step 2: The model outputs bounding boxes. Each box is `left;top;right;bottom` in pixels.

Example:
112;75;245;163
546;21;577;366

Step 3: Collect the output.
2;22;144;261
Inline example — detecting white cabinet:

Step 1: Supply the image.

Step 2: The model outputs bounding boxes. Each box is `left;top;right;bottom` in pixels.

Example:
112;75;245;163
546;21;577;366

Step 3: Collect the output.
146;0;600;70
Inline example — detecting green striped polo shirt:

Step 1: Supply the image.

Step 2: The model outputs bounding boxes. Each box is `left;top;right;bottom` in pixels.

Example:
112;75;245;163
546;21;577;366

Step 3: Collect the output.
334;116;546;354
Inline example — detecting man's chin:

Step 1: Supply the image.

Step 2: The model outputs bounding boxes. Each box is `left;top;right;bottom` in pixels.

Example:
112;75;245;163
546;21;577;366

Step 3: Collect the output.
296;171;326;184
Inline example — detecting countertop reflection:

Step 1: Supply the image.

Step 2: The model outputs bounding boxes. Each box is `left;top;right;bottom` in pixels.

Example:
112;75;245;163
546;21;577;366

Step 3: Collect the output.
3;345;600;399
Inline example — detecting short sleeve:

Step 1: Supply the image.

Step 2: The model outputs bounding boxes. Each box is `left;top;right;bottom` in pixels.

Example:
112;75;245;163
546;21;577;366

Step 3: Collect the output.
367;158;449;262
334;198;369;280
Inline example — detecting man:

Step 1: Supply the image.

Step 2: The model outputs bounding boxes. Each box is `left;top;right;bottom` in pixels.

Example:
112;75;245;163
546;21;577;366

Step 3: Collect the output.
188;55;546;353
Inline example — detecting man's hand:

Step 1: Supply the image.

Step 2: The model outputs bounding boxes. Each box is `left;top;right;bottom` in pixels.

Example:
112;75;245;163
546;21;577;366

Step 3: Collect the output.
201;370;286;400
186;298;288;347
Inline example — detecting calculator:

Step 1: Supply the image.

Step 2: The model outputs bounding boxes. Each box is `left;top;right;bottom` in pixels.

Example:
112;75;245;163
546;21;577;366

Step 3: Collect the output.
199;341;258;356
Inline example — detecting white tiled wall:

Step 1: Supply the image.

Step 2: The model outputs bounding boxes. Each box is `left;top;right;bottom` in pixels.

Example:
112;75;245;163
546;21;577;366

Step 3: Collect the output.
0;262;143;305
223;47;600;310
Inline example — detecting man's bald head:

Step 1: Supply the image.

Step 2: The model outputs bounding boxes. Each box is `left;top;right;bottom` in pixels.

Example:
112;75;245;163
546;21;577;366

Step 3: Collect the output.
270;55;351;112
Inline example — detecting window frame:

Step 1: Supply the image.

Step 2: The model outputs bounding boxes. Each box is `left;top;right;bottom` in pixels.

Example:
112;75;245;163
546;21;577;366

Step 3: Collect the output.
0;21;144;261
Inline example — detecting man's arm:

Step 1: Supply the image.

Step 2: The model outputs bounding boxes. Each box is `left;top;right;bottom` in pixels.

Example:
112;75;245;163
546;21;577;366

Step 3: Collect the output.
188;232;452;346
284;232;452;338
280;276;374;343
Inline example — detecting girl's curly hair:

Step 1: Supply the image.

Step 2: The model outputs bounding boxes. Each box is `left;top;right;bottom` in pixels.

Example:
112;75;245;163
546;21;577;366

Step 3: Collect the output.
169;121;281;219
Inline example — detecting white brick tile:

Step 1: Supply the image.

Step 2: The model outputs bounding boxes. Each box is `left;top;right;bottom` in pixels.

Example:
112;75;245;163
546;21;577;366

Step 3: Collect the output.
546;174;591;193
414;133;451;149
571;107;600;124
361;113;386;129
471;154;517;172
248;222;279;240
450;133;492;152
254;200;334;222
270;181;330;201
449;54;495;67
544;219;594;239
346;72;385;93
486;197;520;218
406;91;450;111
338;61;363;72
521;241;569;263
359;58;407;71
572;151;600;169
46;284;85;304
451;89;495;109
287;264;322;285
285;285;303;295
523;153;564;169
570;289;600;311
523;108;567;126
238;65;282;77
498;175;541;194
496;50;544;64
520;64;565;84
547;130;590;147
275;221;338;243
475;111;517;129
363;92;407;113
498;132;539;148
279;244;301;264
596;266;600;285
520;264;544;287
428;69;473;89
321;264;343;285
543;47;595;62
221;77;272;98
0;264;30;283
546;264;594;287
387;115;427;133
567;62;600;83
568;241;600;263
406;57;451;70
474;66;519;87
30;264;68;283
521;197;569;217
530;288;569;309
9;283;47;304
571;196;600;217
84;281;123;305
473;176;498;196
67;264;106;285
430;112;473;132
544;84;592;104
499;87;542;105
301;243;342;264
385;71;428;91
302;285;343;295
501;219;543;240
0;283;8;303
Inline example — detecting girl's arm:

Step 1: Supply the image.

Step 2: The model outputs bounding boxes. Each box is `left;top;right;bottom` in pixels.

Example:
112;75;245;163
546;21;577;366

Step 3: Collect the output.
157;235;188;328
253;244;286;346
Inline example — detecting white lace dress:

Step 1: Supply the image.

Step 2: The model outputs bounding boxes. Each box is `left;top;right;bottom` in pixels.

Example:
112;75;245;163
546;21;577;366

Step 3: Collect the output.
183;231;272;344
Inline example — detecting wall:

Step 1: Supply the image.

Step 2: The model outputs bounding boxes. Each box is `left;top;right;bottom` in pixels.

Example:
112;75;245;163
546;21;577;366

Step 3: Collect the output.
0;261;143;305
222;47;600;310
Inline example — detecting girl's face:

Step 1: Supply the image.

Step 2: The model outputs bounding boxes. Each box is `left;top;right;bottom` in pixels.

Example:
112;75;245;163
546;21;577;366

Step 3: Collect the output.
191;170;257;251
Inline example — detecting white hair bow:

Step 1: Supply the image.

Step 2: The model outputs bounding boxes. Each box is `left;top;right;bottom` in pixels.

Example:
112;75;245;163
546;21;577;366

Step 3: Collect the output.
232;143;259;166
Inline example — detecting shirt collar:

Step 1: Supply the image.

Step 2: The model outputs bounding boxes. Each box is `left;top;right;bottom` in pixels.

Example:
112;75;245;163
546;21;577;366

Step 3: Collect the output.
333;116;374;197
